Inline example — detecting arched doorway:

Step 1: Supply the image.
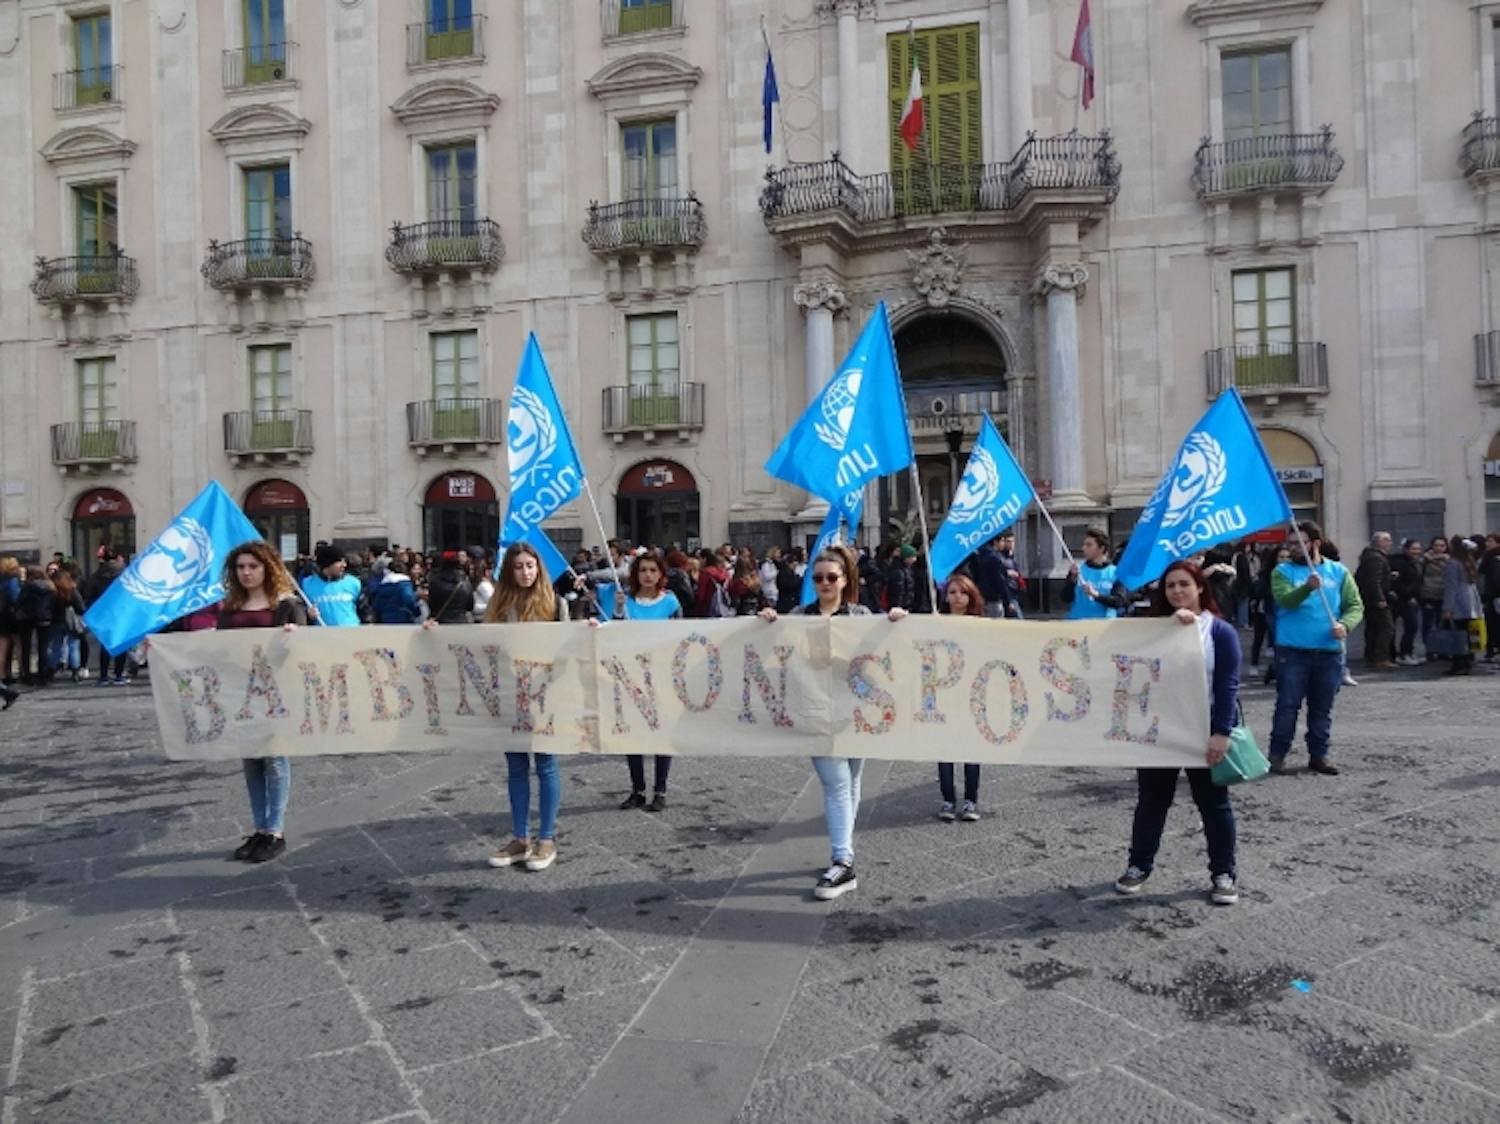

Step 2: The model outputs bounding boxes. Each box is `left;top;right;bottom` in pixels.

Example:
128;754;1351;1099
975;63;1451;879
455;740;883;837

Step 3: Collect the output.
245;479;311;560
423;471;498;553
1260;428;1323;535
889;310;1008;537
1485;432;1500;532
616;460;700;550
71;488;136;572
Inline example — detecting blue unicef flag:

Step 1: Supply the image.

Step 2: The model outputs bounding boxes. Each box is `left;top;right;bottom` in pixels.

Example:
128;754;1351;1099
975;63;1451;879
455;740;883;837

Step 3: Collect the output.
1114;388;1293;591
504;334;584;542
765;301;914;505
83;481;261;656
801;493;863;606
927;415;1035;585
496;525;572;585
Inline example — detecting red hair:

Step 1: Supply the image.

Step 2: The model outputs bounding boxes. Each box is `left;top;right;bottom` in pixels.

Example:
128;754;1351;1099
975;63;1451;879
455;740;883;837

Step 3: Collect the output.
942;574;985;617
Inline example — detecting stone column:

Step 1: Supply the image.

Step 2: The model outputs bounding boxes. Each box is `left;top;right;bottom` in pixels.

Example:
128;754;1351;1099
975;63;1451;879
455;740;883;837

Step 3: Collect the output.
1008;0;1032;156
1034;263;1089;507
834;0;862;166
793;278;848;518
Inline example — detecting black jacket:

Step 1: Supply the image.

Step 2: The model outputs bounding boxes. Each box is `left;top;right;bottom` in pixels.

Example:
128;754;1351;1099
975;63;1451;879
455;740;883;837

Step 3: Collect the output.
1390;553;1422;605
1355;547;1393;607
884;561;915;611
426;569;475;624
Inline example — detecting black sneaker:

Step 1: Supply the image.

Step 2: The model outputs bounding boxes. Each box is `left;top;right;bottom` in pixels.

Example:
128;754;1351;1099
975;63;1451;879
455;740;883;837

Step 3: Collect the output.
813;862;857;901
1;686;17;711
1210;874;1239;906
619;791;647;810
1115;865;1150;895
1268;757;1293;775
646;792;667;813
249;835;286;863
1307;760;1340;776
231;834;262;861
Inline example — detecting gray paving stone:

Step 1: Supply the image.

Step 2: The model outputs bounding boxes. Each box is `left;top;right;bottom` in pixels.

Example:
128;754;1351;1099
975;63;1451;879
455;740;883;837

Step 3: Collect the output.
413;1036;588;1123
832;1025;1031;1120
191;946;346;1016
1317;960;1496;1035
542;980;655;1062
29;954;185;1026
559;1036;765;1124
1429;1015;1500;1095
756;989;876;1081
1005;1067;1220;1123
18;997;195;1093
13;1054;211;1124
342;942;499;1007
378;984;544;1069
965;990;1157;1078
218;1043;415;1124
208;988;371;1074
731;1066;899;1124
1329;1067;1500;1124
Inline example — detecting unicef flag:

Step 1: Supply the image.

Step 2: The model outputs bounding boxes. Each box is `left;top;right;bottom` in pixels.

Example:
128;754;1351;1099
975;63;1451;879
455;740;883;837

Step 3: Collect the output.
1114;388;1293;591
927;415;1035;585
801;493;863;606
503;334;584;542
765;301;914;504
497;525;572;584
83;481;261;656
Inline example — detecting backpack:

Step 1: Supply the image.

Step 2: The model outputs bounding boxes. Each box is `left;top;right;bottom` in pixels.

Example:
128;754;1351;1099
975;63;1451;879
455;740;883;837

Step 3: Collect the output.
666;569;697;617
706;577;734;619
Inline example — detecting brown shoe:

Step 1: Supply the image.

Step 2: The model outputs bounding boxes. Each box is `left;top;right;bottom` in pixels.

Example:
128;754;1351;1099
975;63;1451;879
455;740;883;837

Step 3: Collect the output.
487;838;531;868
1307;760;1340;776
524;840;558;871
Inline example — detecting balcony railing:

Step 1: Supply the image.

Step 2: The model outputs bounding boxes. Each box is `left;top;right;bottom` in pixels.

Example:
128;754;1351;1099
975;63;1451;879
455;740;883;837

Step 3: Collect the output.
31;253;139;303
406;398;505;446
202;236;315;290
602;383;704;432
1191;128;1344;199
583;197;706;254
386;219;504;274
1461;114;1500;179
1205;343;1329;397
906;388;1008;434
760;134;1120;222
223;42;298;89
54;66;122;110
223;410;313;456
406;15;486;65
601;0;684;37
1476;331;1500;385
51;421;136;466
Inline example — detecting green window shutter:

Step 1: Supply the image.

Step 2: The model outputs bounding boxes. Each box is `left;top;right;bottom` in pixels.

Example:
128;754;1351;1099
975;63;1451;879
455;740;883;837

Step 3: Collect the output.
249;345;293;448
78;358;120;457
431;331;480;439
245;165;291;241
887;24;981;215
625;314;680;426
426;144;477;223
1231;268;1297;387
243;0;287;83
74;14;112;103
426;0;475;60
619;0;673;36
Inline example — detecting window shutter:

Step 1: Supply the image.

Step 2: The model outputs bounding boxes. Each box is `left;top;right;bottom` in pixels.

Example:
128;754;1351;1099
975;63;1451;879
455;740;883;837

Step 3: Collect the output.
887;25;981;214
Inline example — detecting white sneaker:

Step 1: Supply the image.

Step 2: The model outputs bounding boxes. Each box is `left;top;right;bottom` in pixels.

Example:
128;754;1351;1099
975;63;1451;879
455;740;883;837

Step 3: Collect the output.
1341;672;1358;687
1210;874;1239;906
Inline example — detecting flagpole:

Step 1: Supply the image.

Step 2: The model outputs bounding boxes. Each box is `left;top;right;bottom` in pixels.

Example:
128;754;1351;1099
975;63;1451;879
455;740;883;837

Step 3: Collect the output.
580;477;631;620
1287;521;1340;629
1031;494;1079;570
1073;66;1083;135
906;465;941;613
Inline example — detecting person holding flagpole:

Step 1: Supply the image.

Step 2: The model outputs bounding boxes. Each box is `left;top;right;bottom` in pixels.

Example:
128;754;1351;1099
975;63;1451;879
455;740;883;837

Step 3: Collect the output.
218;541;307;864
1063;527;1128;620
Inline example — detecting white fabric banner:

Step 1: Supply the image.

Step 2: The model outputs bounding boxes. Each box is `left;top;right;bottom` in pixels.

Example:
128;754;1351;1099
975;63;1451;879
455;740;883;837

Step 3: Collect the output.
148;618;1210;767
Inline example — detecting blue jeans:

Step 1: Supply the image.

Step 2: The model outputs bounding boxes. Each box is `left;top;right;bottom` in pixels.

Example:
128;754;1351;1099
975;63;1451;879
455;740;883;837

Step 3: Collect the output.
243;757;291;834
1396;600;1421;658
811;757;864;864
1268;647;1343;763
1421;601;1443;655
45;625;80;672
506;752;560;841
1128;768;1236;879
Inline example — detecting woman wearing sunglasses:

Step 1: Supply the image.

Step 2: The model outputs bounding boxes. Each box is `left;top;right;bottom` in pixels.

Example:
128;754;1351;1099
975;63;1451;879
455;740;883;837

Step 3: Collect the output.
758;544;907;900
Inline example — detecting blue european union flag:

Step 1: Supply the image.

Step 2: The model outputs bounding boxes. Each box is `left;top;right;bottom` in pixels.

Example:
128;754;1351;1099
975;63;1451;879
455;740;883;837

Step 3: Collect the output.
801;493;863;606
765;301;914;508
927;415;1035;585
1114;388;1293;590
84;481;262;655
504;334;584;543
762;44;780;155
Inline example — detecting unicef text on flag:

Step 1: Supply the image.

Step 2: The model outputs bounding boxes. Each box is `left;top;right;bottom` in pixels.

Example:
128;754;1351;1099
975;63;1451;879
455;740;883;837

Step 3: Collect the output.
927;415;1035;585
505;335;584;540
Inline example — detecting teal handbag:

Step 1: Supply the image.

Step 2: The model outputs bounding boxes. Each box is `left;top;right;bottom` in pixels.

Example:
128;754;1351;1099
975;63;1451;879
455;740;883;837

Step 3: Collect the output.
1210;706;1270;787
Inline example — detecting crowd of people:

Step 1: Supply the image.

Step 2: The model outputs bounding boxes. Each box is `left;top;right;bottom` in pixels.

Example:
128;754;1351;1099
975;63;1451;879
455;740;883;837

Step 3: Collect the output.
2;522;1495;902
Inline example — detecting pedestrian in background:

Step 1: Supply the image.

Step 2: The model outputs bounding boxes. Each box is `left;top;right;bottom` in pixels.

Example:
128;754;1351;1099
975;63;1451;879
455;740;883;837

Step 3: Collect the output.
1355;532;1396;670
1440;536;1483;676
1390;538;1425;666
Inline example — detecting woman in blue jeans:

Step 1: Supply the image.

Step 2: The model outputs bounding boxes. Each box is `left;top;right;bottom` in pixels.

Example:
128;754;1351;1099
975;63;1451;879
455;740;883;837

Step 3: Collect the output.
759;544;907;901
217;541;306;863
483;543;570;871
1115;560;1241;906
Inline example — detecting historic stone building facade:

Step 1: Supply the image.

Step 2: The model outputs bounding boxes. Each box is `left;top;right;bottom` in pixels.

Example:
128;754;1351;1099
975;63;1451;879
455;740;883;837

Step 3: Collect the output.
1;0;1497;574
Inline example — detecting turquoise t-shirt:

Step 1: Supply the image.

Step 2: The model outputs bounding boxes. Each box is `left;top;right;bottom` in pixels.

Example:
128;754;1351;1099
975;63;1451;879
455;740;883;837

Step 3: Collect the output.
621;592;684;621
301;573;363;627
1066;562;1119;621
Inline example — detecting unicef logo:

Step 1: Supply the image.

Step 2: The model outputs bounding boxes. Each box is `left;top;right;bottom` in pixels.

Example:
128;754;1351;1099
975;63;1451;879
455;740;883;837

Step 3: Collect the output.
508;386;559;486
1158;431;1228;529
119;518;215;605
947;446;1000;525
813;368;862;452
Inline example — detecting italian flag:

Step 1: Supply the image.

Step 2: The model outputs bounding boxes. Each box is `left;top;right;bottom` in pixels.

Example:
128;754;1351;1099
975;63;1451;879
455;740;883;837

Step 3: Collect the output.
1071;0;1095;109
898;61;924;151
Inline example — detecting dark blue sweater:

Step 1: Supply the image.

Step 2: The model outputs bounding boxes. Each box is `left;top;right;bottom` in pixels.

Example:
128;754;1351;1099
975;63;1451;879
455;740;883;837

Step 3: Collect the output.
1207;615;1241;736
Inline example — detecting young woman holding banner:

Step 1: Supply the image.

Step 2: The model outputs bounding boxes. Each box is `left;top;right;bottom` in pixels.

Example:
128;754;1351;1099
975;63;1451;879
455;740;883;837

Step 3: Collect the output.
758;544;907;901
484;542;570;871
934;574;985;823
218;541;307;864
1115;560;1241;906
612;549;684;811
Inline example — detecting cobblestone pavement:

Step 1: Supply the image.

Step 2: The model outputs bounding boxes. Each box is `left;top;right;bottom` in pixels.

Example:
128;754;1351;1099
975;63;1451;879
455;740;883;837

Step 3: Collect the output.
1;659;1498;1123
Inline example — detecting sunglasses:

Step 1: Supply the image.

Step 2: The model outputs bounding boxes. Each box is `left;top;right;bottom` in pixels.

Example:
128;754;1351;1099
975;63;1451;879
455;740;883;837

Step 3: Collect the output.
811;572;842;584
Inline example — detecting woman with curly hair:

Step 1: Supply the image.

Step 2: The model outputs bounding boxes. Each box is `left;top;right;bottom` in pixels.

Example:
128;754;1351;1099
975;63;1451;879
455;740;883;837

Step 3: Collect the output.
218;541;306;863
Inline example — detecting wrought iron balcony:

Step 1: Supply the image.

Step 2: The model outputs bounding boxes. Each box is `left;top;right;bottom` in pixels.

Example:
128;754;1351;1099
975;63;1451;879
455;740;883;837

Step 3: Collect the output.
223;410;313;460
405;398;506;449
223;42;298;89
1461;114;1500;180
1205;343;1329;398
51;421;137;467
32;253;139;304
602;383;704;435
386;219;504;274
760;133;1120;223
202;236;315;290
406;15;486;65
1191;128;1343;199
583;197;706;254
53;66;122;110
601;0;684;37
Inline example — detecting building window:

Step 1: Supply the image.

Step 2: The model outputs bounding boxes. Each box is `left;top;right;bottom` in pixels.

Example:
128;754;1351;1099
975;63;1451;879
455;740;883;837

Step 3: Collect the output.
77;356;120;457
1231;267;1296;387
626;313;679;425
244;164;292;240
426;142;477;222
74;182;118;258
886;24;982;213
622;120;677;200
1487;434;1500;532
431;330;481;439
1261;428;1323;528
242;0;288;84
425;0;476;60
619;0;673;36
1222;48;1292;141
72;11;112;105
248;344;294;447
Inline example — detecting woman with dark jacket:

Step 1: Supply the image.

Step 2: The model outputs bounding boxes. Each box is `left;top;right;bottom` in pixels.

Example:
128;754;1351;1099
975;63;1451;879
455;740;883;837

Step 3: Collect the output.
1480;534;1500;661
1419;536;1450;658
370;559;422;623
15;567;55;685
1389;538;1425;665
426;553;475;624
774;550;802;614
1115;560;1242;906
1440;537;1483;676
728;555;766;617
45;570;87;681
